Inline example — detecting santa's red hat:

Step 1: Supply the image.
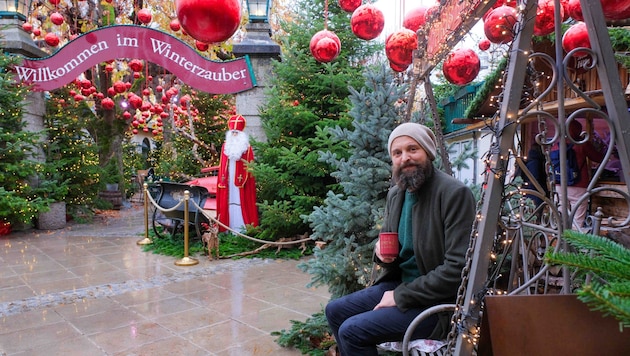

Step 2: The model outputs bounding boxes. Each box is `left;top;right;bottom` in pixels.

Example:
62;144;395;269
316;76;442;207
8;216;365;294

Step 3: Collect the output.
228;115;246;131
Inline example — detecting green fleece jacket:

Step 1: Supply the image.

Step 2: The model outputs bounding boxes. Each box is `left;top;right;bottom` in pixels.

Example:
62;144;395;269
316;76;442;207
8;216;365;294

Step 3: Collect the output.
375;169;475;340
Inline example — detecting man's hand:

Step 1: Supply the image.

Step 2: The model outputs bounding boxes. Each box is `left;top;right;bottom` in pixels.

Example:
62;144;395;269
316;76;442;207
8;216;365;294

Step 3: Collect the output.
375;238;396;263
374;290;396;310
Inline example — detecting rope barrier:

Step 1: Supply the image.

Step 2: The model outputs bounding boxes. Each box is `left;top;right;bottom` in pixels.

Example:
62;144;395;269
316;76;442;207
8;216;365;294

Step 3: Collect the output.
143;182;313;248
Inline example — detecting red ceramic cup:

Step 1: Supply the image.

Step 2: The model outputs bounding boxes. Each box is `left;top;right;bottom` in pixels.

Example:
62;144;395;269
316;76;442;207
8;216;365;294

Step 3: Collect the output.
379;232;399;259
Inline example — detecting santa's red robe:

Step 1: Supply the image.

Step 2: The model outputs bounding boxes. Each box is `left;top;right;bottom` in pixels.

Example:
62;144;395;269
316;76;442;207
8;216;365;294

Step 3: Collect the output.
216;144;258;232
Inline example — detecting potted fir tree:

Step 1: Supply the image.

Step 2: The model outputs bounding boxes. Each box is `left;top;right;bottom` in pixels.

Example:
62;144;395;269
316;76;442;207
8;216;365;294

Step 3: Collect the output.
34;162;69;230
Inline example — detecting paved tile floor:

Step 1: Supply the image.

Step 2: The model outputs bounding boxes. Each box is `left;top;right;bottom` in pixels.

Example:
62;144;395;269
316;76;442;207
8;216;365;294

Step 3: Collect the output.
0;205;329;355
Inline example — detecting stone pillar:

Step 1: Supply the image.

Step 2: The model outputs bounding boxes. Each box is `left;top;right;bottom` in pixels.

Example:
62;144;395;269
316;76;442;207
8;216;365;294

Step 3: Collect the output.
232;22;281;142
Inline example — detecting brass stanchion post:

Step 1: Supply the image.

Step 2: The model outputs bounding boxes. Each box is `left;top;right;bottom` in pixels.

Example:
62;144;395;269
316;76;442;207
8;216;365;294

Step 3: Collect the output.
137;183;153;245
175;190;199;266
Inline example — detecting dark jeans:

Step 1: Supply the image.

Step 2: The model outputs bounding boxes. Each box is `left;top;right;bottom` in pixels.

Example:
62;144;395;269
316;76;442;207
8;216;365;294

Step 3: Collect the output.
325;280;439;356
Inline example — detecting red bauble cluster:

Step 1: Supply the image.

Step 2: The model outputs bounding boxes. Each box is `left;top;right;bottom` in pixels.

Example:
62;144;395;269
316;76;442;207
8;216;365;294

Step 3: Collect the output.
351;4;385;41
562;22;590;57
385;29;418;72
483;5;518;44
310;29;341;63
338;0;361;13
176;0;241;43
442;48;480;86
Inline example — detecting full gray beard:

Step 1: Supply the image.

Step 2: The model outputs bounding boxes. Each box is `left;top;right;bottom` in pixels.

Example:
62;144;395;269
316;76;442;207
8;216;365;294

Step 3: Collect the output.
394;160;434;192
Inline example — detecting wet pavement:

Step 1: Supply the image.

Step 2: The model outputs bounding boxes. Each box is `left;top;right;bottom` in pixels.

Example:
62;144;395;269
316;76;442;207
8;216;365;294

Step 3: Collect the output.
0;204;329;355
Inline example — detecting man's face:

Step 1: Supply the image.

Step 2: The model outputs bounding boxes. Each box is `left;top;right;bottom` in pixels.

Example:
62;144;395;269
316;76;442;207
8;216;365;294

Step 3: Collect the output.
390;136;433;191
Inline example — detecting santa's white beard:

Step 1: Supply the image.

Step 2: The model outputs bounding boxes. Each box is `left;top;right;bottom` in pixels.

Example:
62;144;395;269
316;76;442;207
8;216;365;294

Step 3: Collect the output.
224;130;250;160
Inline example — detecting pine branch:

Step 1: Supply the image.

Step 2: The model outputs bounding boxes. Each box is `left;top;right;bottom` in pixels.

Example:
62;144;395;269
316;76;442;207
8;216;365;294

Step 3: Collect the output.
563;230;630;265
577;283;630;325
545;251;629;281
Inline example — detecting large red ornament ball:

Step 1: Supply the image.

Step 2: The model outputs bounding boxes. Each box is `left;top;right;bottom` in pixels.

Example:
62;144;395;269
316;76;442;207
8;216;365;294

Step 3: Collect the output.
310;29;341;63
137;9;152;24
176;0;241;43
351;4;385;41
562;22;590;57
601;0;630;21
338;0;361;13
50;12;64;26
442;48;481;86
101;97;115;110
483;0;517;21
478;38;491;51
389;61;409;73
385;29;418;67
403;6;429;33
44;32;60;46
483;5;518;44
533;0;562;37
567;0;583;21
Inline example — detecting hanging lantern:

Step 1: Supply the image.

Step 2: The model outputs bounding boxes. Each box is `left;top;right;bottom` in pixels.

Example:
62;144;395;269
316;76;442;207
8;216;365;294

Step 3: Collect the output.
402;6;429;33
338;0;361;13
562;22;590;57
483;5;518;44
601;0;630;20
310;29;341;63
442;48;480;86
176;0;241;43
533;0;562;37
351;4;385;41
385;28;418;68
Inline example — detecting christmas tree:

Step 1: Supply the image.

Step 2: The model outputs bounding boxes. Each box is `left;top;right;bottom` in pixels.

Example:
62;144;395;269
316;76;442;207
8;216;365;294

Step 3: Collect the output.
251;0;381;240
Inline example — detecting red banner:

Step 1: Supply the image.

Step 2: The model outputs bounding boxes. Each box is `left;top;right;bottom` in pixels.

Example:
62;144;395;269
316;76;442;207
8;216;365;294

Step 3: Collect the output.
14;25;256;94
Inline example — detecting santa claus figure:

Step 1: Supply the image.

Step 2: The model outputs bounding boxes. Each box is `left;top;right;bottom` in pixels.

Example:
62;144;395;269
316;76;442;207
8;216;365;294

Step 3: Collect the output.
216;114;259;232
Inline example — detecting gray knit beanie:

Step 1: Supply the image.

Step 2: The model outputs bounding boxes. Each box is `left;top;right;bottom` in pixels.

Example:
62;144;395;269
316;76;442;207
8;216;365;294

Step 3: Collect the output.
387;123;437;161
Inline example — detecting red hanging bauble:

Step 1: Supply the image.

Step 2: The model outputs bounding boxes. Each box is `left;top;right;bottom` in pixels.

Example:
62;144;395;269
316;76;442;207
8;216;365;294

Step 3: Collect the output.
44;32;60;46
351;4;385;41
107;87;116;96
22;22;33;33
128;59;143;73
601;0;630;21
129;95;143;109
478;39;491;51
50;12;64;26
389;61;409;73
562;22;590;57
385;29;418;67
169;19;181;32
560;0;570;21
33;28;41;36
80;79;92;89
176;0;241;43
310;29;341;63
338;0;361;13
195;40;209;51
113;81;126;93
483;5;518;44
533;0;562;37
101;97;115;110
442;48;480;86
403;6;429;33
483;0;517;21
49;0;60;5
137;8;152;24
566;0;583;21
123;111;132;120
